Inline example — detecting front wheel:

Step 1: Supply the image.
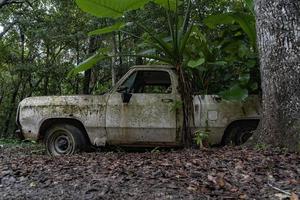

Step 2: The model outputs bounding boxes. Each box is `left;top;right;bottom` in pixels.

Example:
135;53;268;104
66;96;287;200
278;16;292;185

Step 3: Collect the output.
44;124;87;156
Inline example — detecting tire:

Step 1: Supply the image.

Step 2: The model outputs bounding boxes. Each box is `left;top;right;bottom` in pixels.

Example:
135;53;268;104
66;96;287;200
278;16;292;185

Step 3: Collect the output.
44;124;87;156
223;121;259;146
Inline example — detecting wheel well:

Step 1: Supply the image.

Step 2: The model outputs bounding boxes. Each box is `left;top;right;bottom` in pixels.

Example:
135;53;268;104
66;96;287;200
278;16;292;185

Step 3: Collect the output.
38;118;91;145
221;119;260;146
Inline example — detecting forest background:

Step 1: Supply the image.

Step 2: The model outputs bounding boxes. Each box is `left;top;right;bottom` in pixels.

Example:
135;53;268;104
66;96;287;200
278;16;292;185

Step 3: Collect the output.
0;0;259;138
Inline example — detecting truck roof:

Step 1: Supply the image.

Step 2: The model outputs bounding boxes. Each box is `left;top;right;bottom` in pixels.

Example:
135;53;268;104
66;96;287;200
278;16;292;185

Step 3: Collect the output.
131;65;175;69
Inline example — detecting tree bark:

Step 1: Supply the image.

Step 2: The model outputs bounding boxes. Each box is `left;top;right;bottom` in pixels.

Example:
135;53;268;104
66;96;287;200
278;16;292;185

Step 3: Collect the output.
251;0;300;151
177;65;193;147
83;37;97;94
111;33;117;86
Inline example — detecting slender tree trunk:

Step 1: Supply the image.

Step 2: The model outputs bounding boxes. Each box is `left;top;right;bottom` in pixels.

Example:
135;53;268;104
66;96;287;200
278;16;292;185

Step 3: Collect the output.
111;33;117;86
0;90;4;107
118;31;123;69
43;45;50;95
75;37;80;94
83;70;91;94
3;27;26;137
83;37;97;94
3;84;21;136
43;76;49;95
250;0;300;151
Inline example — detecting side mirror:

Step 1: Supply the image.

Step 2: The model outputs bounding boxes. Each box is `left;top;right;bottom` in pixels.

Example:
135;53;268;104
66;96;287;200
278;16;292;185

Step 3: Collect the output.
121;92;132;103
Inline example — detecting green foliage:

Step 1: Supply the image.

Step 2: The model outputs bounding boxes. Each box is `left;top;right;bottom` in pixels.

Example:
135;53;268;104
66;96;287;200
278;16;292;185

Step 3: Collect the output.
188;58;205;69
89;22;126;36
0;138;37;146
75;0;150;19
204;12;256;48
196;1;259;100
0;0;261;139
73;0;194;72
154;0;180;10
150;147;160;153
171;100;183;112
68;52;107;77
255;143;269;151
193;129;209;149
219;84;248;101
0;139;22;145
244;0;255;15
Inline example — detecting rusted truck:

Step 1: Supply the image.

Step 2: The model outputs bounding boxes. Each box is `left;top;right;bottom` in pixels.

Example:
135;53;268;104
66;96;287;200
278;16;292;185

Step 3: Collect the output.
16;65;260;155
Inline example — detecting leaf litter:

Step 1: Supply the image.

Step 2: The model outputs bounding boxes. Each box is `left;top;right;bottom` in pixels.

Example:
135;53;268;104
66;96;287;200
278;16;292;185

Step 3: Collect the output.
0;146;299;199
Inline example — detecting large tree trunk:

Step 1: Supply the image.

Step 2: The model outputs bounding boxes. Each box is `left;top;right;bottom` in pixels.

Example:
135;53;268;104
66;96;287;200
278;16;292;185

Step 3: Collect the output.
252;0;300;151
177;65;193;147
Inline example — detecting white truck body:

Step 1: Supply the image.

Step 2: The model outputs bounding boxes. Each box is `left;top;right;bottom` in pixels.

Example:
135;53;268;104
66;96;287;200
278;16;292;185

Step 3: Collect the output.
16;65;260;147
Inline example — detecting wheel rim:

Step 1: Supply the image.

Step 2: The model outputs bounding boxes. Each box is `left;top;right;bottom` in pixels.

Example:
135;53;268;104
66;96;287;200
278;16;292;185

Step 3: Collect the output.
49;130;74;155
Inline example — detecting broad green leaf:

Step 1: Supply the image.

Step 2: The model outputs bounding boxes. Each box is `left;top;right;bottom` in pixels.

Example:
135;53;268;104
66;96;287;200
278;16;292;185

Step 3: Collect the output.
137;22;174;59
76;0;180;19
204;14;235;28
89;22;126;36
220;85;248;101
187;58;205;68
153;0;179;11
179;23;194;55
68;53;106;77
244;0;254;15
208;61;227;66
75;0;150;19
204;13;256;48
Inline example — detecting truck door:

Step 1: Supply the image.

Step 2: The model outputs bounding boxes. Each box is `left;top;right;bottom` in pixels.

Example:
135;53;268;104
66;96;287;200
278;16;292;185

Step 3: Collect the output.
106;69;180;146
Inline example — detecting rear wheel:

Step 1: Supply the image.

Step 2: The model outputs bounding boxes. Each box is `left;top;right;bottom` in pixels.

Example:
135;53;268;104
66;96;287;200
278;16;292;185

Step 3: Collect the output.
44;124;87;156
223;121;259;146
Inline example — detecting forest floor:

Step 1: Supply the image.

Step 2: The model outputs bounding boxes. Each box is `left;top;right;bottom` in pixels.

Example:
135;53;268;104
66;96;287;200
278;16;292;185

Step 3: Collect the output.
0;142;299;200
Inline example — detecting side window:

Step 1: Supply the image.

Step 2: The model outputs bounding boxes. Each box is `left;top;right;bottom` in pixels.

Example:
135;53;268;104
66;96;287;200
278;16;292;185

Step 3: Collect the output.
119;71;172;94
123;71;172;94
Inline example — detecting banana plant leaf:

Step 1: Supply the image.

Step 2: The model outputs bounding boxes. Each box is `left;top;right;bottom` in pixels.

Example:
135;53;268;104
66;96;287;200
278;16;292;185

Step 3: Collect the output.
89;22;126;36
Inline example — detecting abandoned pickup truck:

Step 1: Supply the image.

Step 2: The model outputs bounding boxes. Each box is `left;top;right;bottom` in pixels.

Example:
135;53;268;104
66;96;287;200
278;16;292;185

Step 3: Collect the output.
16;65;260;155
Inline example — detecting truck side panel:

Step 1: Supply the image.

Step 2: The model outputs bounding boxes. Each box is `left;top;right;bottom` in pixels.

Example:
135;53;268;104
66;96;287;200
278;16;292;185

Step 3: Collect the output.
193;95;260;144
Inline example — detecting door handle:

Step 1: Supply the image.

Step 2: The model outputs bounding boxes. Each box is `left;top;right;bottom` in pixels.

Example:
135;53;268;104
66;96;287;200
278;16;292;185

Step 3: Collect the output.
161;98;174;103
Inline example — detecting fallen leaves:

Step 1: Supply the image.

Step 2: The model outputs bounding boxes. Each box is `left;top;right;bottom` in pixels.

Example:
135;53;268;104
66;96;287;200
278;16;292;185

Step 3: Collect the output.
0;146;299;199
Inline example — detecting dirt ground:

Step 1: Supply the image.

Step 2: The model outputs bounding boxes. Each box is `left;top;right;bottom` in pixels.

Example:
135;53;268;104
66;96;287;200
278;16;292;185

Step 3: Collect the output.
0;144;299;200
